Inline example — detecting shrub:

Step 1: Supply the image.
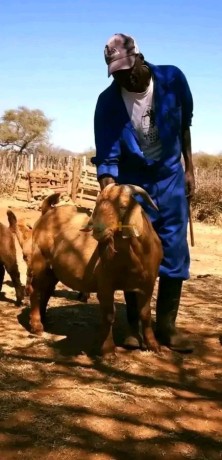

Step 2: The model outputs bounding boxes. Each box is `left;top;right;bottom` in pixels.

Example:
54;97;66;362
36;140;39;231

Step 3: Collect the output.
192;184;222;225
193;152;222;170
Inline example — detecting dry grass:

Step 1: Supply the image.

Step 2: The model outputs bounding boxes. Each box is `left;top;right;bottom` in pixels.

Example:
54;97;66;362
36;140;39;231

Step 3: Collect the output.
192;164;222;225
0;175;14;196
192;185;222;225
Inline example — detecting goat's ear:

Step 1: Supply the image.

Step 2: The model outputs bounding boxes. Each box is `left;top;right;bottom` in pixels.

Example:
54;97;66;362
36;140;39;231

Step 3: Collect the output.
121;204;144;238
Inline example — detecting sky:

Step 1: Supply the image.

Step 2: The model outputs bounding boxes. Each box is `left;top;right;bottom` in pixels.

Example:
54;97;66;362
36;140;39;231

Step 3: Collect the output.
0;0;221;154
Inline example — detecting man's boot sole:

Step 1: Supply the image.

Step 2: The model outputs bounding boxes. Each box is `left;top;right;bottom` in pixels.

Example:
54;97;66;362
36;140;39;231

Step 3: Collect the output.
123;335;147;351
156;334;194;353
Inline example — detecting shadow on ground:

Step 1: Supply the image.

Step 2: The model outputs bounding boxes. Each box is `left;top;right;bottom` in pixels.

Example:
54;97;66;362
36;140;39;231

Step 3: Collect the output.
0;277;221;460
17;298;133;357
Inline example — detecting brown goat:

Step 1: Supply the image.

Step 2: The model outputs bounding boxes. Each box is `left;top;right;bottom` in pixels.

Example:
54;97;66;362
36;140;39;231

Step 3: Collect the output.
7;193;62;259
28;184;163;355
0;219;24;305
7;194;89;303
7;193;62;292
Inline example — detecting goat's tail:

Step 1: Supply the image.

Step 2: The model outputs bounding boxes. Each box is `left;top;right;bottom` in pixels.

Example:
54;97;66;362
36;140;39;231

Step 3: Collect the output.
7;210;24;247
7;210;32;249
7;210;17;233
41;193;61;215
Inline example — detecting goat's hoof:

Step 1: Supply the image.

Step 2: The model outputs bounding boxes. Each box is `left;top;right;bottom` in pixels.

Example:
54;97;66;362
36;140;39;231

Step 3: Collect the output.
100;342;116;357
101;347;116;357
147;341;161;354
101;349;117;360
15;299;23;307
30;321;44;335
15;294;24;306
15;287;25;305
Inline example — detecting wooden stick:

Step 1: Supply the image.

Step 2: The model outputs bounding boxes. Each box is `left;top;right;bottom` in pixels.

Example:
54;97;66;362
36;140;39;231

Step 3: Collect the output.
188;202;195;247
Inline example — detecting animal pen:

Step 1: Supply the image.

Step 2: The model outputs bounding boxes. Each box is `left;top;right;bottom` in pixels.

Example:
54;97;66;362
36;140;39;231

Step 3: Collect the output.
1;151;222;220
0;151;100;210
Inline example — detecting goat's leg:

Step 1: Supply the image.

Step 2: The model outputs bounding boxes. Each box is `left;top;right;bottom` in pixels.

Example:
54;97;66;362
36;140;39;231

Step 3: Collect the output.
0;264;5;292
39;269;57;323
123;291;146;350
29;269;57;334
4;258;24;305
25;267;33;296
97;288;116;356
136;289;160;353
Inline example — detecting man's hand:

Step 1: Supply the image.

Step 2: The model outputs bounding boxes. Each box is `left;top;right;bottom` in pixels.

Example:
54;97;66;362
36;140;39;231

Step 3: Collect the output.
185;169;195;200
182;128;195;201
99;175;116;190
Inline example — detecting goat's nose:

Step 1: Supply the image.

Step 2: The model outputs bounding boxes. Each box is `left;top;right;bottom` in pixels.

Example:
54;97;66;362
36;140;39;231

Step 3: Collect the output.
93;223;106;233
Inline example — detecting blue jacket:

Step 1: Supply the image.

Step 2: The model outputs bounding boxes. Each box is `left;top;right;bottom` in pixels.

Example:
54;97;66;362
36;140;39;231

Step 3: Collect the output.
92;62;193;184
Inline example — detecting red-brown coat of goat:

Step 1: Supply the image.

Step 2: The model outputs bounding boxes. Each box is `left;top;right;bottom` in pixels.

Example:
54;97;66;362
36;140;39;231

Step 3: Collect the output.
0;219;24;305
28;184;163;355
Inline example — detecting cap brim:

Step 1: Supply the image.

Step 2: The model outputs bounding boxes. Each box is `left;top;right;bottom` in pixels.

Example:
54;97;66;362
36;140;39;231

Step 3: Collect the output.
108;55;136;77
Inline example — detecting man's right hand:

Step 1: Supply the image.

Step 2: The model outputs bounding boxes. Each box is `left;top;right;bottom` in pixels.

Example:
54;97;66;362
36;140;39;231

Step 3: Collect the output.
99;175;116;190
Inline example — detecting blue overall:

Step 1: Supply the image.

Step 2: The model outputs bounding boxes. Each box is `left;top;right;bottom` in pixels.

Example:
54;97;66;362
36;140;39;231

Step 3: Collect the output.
92;63;193;280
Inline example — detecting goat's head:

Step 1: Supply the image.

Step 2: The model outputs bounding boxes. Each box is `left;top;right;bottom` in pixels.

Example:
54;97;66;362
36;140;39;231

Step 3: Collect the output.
85;183;158;259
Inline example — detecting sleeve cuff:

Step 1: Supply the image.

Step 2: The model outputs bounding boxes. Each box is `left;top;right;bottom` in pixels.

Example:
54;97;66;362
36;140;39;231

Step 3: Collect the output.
97;164;119;179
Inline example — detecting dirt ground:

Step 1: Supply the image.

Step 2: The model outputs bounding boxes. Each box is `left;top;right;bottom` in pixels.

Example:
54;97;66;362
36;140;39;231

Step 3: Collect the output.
0;197;221;460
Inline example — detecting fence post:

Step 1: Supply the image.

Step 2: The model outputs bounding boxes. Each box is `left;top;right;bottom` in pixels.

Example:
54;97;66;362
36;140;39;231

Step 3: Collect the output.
71;157;81;202
12;155;20;193
29;153;34;171
82;155;86;168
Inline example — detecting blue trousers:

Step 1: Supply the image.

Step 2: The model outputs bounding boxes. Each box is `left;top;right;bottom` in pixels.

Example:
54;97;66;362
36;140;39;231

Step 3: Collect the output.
134;164;190;280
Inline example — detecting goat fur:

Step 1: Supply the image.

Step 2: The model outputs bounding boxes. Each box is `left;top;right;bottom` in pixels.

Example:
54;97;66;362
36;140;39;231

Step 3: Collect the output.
27;185;163;355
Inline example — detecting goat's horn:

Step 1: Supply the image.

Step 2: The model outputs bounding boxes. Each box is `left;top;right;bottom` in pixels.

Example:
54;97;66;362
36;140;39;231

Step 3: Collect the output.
124;185;159;211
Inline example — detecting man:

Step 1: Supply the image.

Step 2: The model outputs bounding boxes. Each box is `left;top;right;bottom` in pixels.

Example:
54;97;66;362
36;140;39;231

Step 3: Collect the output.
91;33;195;352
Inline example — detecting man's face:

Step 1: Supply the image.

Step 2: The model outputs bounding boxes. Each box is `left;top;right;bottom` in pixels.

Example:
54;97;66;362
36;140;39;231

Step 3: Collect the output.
112;55;148;92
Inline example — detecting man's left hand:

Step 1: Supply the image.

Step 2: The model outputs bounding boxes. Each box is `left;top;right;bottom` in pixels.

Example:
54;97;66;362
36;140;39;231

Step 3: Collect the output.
185;170;195;200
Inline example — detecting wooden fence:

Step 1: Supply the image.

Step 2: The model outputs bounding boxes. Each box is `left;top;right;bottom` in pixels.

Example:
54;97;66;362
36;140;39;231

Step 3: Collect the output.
1;152;99;210
1;151;222;212
0;151;74;176
28;169;71;199
74;165;100;209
